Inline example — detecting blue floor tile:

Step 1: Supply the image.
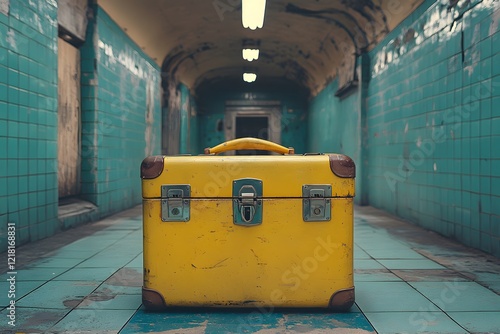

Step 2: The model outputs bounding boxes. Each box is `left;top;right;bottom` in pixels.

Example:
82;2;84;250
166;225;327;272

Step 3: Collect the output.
28;257;84;268
94;284;142;296
378;259;445;270
482;280;500;294
355;282;440;312
0;307;70;332
364;311;467;334
391;269;471;282
0;281;45;307
1;267;68;281
121;308;375;334
447;311;500;333
409;281;500;311
354;259;386;269
363;248;426;259
354;247;372;259
354;269;403;282
53;267;118;281
76;255;135;269
16;281;99;309
125;255;142;268
45;249;101;259
50;309;137;332
77;293;142;310
0;205;498;333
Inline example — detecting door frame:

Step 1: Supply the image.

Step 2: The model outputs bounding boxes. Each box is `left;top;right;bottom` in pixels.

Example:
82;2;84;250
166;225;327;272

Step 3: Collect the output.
224;100;281;146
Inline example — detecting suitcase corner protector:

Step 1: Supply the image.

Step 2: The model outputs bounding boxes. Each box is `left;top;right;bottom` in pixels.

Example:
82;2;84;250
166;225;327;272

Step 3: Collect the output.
142;287;167;311
141;156;165;179
328;287;355;312
328;154;356;178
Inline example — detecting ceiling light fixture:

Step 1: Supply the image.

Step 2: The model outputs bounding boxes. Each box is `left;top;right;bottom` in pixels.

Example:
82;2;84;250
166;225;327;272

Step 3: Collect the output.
243;73;257;83
242;0;266;30
242;48;259;61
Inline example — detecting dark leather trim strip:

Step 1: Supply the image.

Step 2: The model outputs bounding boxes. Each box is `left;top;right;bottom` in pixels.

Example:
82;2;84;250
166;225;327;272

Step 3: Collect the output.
329;154;356;178
142;287;167;310
141;156;164;179
328;287;355;311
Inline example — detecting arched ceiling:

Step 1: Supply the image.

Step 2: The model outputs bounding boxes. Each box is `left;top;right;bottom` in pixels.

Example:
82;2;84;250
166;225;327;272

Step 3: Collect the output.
98;0;424;96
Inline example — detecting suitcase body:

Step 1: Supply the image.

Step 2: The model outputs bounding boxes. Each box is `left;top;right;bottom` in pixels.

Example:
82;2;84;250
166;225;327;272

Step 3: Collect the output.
141;138;355;311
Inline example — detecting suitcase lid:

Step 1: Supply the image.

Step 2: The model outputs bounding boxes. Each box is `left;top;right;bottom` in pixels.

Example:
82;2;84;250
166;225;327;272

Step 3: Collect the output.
141;154;355;199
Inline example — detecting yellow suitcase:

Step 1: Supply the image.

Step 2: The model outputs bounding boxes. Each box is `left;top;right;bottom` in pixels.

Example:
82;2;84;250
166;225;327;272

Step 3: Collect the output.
141;138;355;311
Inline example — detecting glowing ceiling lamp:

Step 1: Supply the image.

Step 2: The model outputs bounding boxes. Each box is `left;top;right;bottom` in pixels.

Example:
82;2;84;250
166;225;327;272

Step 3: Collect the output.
242;0;266;30
243;73;257;83
242;48;259;61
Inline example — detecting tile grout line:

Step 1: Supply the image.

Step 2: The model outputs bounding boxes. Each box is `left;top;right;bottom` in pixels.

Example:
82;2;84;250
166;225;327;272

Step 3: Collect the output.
11;216;142;330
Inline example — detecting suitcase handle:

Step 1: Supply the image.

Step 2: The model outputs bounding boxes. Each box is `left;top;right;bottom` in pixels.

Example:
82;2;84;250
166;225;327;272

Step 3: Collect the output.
204;137;294;155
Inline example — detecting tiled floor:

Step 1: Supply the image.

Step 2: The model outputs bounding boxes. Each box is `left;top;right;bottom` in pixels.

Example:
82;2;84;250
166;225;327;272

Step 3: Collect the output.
1;205;499;333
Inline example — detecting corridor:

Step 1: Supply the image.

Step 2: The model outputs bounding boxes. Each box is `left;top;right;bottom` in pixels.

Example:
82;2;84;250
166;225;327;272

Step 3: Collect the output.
1;0;500;332
1;206;499;333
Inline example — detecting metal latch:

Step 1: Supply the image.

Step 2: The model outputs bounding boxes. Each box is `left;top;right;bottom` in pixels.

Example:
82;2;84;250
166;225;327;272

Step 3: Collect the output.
303;185;331;222
233;178;263;226
161;185;190;222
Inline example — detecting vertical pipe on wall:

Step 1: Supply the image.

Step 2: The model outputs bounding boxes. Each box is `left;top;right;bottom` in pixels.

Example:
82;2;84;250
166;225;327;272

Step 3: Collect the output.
358;53;370;206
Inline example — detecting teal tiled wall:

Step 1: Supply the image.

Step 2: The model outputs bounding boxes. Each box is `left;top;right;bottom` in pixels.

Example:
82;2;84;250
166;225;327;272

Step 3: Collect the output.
197;81;308;154
366;0;500;255
0;0;59;251
0;2;162;252
80;6;162;216
178;83;199;154
307;77;364;204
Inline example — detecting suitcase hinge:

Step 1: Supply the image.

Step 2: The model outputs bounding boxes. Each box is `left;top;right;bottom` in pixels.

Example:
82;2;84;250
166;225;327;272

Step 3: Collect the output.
302;185;331;222
233;179;263;226
161;185;190;222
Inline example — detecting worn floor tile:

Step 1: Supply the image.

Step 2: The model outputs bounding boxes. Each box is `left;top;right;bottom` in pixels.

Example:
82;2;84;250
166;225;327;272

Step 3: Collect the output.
44;249;101;259
125;255;143;268
103;267;142;287
77;293;142;310
0;307;70;332
50;309;137;332
16;281;99;309
121;308;375;334
93;284;142;296
355;282;439;312
392;269;470;282
377;259;445;270
1;267;68;281
27;257;84;268
447;311;500;333
355;238;408;251
57;239;114;253
53;267;118;282
364;311;467;334
0;281;46;307
409;281;500;311
354;269;403;282
363;248;426;259
354;259;386;270
76;256;135;269
482;281;500;294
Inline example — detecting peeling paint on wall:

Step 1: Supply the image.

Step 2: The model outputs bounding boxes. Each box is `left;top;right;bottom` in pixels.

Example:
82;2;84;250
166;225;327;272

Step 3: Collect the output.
489;6;499;36
0;0;9;15
372;0;497;78
145;81;156;157
6;29;16;50
98;39;151;79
